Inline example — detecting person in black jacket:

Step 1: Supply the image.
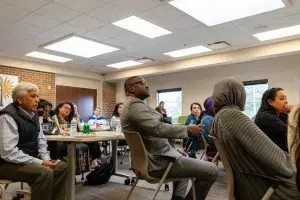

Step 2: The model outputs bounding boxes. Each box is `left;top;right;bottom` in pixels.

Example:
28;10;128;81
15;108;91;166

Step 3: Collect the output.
255;87;293;151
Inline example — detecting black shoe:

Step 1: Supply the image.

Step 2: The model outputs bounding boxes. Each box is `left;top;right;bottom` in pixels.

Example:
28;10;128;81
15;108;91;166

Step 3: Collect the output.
171;195;184;200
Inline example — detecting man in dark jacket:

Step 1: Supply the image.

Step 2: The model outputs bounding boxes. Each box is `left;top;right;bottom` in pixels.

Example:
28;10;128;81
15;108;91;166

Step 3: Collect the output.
0;82;67;200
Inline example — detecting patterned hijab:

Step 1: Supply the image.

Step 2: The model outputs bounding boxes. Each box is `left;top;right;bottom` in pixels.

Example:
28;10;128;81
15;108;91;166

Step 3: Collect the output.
212;77;246;114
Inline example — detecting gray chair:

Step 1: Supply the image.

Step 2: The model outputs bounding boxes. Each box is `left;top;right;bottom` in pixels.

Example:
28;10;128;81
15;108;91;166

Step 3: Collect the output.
123;131;196;200
209;135;279;200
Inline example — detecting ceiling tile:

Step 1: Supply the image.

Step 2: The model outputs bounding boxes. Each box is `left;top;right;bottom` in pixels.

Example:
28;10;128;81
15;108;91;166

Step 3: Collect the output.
3;0;50;11
88;2;131;23
54;0;104;13
20;13;61;29
138;3;199;32
0;31;30;49
68;14;107;30
0;2;29;27
83;24;131;42
111;0;159;14
50;23;87;35
211;23;257;46
34;30;69;46
7;22;45;35
35;3;80;21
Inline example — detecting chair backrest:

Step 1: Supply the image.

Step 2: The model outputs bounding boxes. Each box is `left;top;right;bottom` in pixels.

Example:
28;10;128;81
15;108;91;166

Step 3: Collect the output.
123;131;153;180
209;135;235;200
177;116;187;124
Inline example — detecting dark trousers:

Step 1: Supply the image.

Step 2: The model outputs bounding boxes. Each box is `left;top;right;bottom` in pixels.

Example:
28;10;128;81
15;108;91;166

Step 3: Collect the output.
86;142;101;160
49;141;101;160
0;161;67;200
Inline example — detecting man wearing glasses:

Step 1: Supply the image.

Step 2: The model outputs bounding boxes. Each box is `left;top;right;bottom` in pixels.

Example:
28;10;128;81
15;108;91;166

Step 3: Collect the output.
121;76;218;200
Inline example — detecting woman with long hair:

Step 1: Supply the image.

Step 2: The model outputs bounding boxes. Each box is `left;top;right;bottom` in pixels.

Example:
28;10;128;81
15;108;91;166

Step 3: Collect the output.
110;102;123;130
110;102;127;146
255;87;293;151
53;102;101;168
155;101;167;118
288;104;300;192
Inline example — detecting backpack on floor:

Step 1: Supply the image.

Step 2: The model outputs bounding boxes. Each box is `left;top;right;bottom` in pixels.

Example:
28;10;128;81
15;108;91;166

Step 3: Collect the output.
84;156;114;186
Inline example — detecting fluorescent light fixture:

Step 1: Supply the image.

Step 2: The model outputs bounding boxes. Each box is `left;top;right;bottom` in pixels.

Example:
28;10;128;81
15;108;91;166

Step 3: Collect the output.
253;25;300;41
164;46;211;58
169;0;288;26
44;36;119;58
112;16;172;38
107;60;142;68
25;51;72;63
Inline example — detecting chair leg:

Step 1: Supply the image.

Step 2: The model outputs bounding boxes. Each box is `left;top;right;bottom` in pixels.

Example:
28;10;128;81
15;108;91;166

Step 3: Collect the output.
0;184;5;200
199;151;205;160
125;177;139;200
212;152;219;163
191;178;196;200
152;162;174;200
120;149;127;164
261;187;275;200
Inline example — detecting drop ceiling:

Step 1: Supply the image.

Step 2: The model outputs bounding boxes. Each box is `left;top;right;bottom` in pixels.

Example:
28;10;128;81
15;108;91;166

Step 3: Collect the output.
0;0;300;74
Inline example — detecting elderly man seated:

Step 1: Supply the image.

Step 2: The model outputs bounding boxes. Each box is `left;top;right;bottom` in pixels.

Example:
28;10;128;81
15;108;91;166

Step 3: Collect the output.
121;76;219;200
0;82;67;200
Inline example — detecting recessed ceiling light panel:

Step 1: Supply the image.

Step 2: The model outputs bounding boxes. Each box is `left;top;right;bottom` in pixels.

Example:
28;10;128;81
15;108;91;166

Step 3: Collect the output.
44;36;119;58
164;45;211;58
253;25;300;41
169;0;288;26
25;51;72;63
107;60;142;68
112;16;172;38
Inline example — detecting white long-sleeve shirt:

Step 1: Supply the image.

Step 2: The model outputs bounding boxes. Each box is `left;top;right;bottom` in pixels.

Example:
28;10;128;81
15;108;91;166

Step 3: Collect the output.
0;108;50;165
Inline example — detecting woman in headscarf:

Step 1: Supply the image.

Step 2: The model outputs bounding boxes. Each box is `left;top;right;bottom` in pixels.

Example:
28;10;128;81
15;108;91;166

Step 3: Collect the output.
211;77;300;200
288;104;300;192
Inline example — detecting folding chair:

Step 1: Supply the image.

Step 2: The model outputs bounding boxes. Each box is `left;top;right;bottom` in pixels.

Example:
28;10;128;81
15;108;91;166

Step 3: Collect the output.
209;135;279;200
123;131;196;200
0;181;30;200
201;135;219;164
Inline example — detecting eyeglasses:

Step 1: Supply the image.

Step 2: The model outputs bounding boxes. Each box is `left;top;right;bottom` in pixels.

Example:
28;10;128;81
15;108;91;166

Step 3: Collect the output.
128;80;148;87
63;106;71;112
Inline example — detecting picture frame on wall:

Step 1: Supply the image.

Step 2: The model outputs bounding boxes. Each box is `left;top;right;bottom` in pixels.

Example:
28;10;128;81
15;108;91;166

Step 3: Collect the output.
0;74;19;109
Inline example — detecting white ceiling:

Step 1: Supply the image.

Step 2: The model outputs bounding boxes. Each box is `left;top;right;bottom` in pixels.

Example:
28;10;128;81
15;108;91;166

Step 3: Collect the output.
0;0;300;74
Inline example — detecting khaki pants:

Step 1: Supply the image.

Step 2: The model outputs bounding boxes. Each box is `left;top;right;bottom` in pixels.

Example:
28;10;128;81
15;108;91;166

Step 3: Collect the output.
0;161;67;200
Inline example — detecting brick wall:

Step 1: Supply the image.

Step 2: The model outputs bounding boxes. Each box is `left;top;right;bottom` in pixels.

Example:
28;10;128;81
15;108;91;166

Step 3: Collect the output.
102;81;116;118
0;65;55;104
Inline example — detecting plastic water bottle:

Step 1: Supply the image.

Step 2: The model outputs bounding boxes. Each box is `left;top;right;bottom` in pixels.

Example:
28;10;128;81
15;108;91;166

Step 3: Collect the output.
70;118;77;135
116;122;121;134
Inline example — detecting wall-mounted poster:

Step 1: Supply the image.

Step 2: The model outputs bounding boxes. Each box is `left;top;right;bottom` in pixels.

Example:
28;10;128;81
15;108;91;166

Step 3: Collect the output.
0;74;19;109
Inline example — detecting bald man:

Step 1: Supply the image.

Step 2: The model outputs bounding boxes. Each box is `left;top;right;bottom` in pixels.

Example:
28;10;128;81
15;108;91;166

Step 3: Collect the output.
121;76;218;200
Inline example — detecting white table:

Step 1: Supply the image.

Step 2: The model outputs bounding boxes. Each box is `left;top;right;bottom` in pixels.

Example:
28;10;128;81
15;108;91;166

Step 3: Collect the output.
46;131;126;200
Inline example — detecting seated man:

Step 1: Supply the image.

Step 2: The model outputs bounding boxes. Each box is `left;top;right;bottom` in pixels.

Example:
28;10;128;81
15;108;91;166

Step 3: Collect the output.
121;76;219;200
0;82;67;200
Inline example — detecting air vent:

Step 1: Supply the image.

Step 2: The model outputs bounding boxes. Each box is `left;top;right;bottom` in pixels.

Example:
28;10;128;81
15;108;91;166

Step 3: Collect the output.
207;41;230;50
136;57;155;64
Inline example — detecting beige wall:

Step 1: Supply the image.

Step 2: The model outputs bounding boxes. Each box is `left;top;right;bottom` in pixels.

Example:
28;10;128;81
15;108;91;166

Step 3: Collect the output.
116;54;300;116
55;74;103;110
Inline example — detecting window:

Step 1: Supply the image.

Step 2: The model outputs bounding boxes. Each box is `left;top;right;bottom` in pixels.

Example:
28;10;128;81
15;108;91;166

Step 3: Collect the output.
157;88;182;122
244;79;269;118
